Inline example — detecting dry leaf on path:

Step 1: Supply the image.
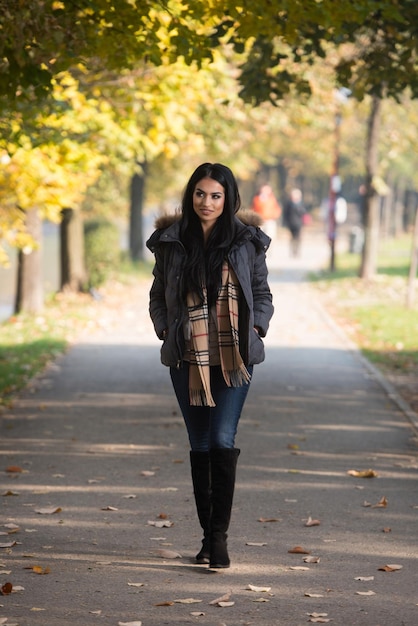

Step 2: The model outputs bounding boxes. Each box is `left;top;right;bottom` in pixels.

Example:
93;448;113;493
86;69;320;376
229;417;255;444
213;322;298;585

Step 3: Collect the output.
355;590;376;595
371;496;388;508
354;576;374;582
288;546;310;554
218;601;235;607
191;612;205;616
147;520;174;528
252;597;270;602
5;466;23;473
141;471;155;477
247;584;271;592
155;601;174;606
101;506;118;511
246;542;267;546
118;621;142;626
24;565;50;575
305;593;324;598
127;582;144;587
1;582;13;595
378;564;402;572
2;491;19;496
154;549;181;559
35;506;62;515
347;469;378;478
304;516;320;527
304;556;320;563
209;591;231;605
258;517;280;523
289;566;310;571
174;598;202;604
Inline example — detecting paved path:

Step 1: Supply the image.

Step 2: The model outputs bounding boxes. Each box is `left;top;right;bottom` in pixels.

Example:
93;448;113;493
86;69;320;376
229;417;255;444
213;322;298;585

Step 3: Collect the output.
1;227;417;626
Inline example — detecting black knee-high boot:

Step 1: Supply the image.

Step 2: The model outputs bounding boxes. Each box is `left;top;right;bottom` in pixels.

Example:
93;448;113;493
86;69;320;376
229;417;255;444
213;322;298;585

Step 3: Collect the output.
190;451;211;564
209;447;240;569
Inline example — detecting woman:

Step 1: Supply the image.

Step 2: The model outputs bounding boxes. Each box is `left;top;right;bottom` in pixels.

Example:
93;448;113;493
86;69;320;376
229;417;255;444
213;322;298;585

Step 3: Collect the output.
146;163;274;569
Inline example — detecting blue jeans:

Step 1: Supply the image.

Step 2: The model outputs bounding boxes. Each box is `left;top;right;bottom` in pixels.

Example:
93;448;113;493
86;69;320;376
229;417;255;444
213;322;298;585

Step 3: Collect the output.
170;363;253;452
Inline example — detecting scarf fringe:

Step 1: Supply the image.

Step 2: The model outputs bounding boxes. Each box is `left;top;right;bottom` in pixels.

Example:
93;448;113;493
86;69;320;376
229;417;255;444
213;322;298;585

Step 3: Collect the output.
189;387;216;407
223;364;252;388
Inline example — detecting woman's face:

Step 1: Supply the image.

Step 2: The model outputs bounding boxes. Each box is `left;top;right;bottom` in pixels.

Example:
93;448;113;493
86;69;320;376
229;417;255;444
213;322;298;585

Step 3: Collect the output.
193;177;225;232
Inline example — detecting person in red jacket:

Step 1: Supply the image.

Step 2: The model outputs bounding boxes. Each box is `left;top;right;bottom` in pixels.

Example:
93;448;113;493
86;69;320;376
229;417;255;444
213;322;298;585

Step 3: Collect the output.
251;184;282;240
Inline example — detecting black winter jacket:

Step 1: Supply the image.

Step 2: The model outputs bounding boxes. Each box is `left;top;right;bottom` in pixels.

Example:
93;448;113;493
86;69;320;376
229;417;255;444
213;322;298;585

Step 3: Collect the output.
146;211;274;368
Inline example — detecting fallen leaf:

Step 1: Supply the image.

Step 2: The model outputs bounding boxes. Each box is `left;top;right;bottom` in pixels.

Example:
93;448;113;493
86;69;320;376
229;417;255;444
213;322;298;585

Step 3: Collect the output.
5;466;23;473
127;582;145;587
308;617;331;623
155;601;174;606
305;593;324;598
289;566;310;571
24;565;50;575
89;610;102;615
347;469;378;478
141;471;155;477
174;598;202;604
362;501;372;507
118;621;142;626
288;546;310;554
304;516;320;527
0;570;12;575
1;582;13;595
101;506;118;511
11;585;24;591
35;506;62;515
258;517;280;523
371;496;388;508
252;597;270;602
2;490;19;496
382;527;391;533
154;549;181;559
246;542;267;546
4;524;20;533
287;443;299;450
354;576;374;582
147;520;173;528
304;556;320;563
378;564;402;572
247;584;271;592
218;601;235;607
190;612;205;616
355;590;376;595
123;494;137;499
209;592;231;605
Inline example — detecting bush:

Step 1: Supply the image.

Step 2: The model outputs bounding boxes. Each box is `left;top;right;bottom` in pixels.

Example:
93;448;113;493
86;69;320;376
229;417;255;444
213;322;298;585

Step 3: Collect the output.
84;219;120;289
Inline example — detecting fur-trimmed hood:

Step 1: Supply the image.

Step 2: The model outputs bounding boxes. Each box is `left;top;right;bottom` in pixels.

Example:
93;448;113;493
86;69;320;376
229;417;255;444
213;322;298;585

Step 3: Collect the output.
153;209;263;231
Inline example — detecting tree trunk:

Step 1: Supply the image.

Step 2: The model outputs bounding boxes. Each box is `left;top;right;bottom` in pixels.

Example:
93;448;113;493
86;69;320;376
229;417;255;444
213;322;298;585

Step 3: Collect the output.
60;208;87;292
15;208;43;314
129;163;147;262
406;205;418;308
360;96;382;280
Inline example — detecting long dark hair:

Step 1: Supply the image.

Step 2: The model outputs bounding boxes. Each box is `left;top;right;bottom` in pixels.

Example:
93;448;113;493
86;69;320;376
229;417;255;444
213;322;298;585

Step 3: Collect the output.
179;162;241;305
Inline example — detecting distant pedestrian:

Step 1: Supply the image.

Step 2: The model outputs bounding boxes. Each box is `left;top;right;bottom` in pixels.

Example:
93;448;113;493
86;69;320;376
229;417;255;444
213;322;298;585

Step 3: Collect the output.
146;162;274;569
283;187;306;256
251;184;282;240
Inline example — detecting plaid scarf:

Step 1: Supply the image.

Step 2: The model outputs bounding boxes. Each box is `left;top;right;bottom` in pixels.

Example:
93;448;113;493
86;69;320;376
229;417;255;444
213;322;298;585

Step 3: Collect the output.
187;260;251;406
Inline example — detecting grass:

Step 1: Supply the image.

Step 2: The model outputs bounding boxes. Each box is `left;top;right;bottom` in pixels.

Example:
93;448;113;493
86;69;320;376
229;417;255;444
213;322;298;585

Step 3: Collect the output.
311;233;418;377
0;259;152;408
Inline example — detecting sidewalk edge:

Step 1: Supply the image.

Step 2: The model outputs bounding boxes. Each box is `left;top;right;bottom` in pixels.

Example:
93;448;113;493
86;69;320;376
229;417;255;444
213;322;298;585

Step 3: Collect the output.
312;290;418;436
